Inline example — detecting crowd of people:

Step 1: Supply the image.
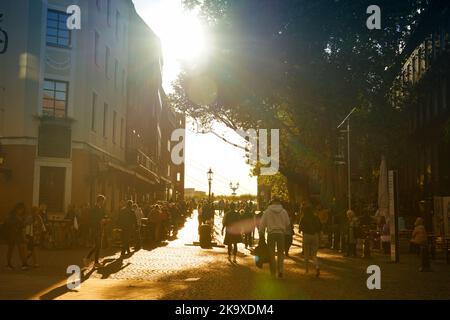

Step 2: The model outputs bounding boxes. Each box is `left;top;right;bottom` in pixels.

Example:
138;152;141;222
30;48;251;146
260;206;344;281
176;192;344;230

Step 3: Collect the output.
217;196;432;279
1;196;190;270
1;195;431;273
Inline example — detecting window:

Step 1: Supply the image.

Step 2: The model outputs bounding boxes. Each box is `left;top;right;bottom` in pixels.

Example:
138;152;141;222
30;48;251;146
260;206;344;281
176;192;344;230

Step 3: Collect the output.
105;46;110;78
107;0;112;26
116;11;120;39
112;111;117;144
167;140;170;152
177;172;181;182
43;79;68;118
46;10;71;48
103;103;108;137
94;32;100;66
114;60;118;89
120;118;124;148
167;165;171;177
91;93;97;131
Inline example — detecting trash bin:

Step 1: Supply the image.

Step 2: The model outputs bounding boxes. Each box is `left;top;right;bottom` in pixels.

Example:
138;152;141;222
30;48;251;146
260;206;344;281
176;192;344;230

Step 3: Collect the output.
199;223;212;248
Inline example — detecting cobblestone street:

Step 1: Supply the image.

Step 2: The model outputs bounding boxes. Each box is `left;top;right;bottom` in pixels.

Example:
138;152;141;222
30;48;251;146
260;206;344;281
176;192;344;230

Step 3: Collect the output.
1;211;450;300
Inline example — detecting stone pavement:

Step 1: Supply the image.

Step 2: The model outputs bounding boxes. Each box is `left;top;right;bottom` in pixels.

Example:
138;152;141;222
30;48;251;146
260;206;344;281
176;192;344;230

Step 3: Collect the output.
1;211;450;300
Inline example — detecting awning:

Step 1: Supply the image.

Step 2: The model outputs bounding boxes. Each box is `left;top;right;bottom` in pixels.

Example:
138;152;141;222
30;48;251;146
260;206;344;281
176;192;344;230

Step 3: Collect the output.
159;176;173;185
107;162;157;185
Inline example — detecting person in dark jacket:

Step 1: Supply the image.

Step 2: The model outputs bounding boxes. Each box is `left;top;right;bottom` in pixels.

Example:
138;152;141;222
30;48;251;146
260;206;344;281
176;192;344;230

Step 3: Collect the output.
242;202;255;249
222;203;242;262
84;195;107;267
119;200;136;257
5;203;29;270
299;202;322;277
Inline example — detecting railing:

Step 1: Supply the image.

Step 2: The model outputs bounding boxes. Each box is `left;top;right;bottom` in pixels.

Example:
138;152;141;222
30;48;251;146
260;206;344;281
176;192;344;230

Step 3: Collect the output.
128;148;159;176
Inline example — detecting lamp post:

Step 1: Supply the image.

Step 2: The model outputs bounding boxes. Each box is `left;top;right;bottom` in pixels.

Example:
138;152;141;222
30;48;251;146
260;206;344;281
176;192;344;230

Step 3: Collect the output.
207;168;213;201
230;182;239;196
337;107;357;211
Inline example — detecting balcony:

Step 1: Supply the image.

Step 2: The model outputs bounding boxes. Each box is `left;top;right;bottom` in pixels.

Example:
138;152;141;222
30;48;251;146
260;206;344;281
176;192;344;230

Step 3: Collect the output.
127;148;159;179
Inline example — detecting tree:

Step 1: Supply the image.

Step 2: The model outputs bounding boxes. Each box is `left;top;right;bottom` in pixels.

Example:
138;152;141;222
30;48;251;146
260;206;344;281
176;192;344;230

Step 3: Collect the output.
172;0;427;208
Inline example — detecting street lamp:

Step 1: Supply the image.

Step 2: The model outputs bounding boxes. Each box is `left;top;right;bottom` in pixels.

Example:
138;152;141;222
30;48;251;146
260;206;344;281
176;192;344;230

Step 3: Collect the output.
207;168;213;201
337;107;357;211
230;182;239;196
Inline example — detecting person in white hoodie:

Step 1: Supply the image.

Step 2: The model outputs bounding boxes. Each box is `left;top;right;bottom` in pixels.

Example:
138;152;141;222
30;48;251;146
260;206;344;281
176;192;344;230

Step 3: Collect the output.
259;197;291;278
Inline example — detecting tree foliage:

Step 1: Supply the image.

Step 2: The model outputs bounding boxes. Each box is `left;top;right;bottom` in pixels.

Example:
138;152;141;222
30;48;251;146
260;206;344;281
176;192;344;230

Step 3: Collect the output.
171;0;428;205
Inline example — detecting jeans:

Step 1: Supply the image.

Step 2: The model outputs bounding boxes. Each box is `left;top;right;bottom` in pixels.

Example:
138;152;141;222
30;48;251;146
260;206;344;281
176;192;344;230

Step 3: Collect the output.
228;243;238;256
303;233;319;269
267;233;285;275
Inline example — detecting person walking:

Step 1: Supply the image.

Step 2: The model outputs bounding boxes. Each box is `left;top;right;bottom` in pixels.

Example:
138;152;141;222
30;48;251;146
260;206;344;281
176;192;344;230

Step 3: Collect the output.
299;202;322;276
380;216;390;254
242;202;255;249
259;197;291;279
133;203;144;250
118;201;136;257
5;203;29;270
283;202;295;256
222;203;242;262
84;195;108;268
24;206;46;268
411;217;430;272
345;210;358;257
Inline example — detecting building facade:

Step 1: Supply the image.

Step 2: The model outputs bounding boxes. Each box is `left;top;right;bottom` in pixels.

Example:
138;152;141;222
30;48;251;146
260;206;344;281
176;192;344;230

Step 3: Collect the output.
394;1;450;229
0;0;185;219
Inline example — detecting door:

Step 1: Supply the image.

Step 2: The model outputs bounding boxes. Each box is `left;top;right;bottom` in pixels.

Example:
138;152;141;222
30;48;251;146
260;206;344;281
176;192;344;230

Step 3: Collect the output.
39;166;66;213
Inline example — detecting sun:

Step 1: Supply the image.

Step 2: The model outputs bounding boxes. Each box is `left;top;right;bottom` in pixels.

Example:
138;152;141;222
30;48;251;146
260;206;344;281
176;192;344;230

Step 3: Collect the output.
132;0;209;91
164;12;208;63
152;1;209;90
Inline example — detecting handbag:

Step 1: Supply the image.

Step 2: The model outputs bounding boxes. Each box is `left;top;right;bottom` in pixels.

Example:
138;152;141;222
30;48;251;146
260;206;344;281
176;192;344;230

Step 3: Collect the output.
254;240;270;268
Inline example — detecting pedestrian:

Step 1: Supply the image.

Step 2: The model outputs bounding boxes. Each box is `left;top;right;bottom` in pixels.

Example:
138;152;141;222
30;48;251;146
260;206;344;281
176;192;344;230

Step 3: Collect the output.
133;203;144;250
283;201;295;256
345;210;358;257
119;200;136;257
222;203;242;262
299;202;322;276
259;197;291;279
5;203;29;270
380;216;390;254
411;217;430;272
24;206;46;268
38;203;48;224
84;195;108;268
241;202;255;249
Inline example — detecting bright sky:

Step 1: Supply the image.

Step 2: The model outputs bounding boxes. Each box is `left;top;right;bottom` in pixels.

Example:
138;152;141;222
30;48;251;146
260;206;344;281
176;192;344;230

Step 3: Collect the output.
132;0;257;196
